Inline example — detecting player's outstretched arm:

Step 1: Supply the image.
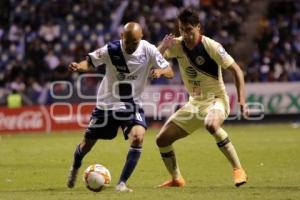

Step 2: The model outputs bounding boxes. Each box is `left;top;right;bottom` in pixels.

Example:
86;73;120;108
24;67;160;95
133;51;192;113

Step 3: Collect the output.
68;59;93;72
227;62;248;117
158;34;176;55
151;66;174;79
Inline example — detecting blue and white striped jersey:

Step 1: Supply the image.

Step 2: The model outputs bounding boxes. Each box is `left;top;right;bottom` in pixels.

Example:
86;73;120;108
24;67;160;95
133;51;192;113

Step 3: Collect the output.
88;40;169;110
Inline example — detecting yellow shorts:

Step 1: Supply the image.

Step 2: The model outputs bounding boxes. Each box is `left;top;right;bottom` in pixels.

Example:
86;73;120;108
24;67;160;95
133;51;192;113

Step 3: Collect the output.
167;97;230;134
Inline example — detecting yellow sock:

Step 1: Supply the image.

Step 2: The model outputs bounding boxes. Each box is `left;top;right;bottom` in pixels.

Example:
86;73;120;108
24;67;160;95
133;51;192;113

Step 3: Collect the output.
213;128;242;169
159;145;182;179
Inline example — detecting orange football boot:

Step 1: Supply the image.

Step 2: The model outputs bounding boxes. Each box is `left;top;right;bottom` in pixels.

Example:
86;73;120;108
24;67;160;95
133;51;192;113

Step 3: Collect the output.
233;168;247;187
158;177;186;188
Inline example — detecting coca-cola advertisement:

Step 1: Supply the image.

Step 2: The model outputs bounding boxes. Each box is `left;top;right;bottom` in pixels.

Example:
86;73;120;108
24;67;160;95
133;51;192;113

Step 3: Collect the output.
0;104;94;134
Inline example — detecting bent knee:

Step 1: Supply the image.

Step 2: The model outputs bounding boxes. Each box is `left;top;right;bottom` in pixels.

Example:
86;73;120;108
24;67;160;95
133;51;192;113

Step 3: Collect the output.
204;121;220;134
156;133;171;147
80;139;96;153
129;125;145;145
130;133;144;146
156;122;188;147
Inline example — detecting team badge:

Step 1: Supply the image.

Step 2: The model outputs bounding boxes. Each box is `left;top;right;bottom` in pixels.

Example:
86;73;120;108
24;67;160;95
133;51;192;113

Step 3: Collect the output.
185;66;197;78
195;56;205;65
96;49;104;58
217;45;227;57
117;73;126;80
138;54;147;63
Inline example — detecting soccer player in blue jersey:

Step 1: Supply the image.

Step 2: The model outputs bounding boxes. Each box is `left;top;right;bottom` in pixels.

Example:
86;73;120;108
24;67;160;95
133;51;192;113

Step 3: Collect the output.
67;22;173;192
156;9;248;187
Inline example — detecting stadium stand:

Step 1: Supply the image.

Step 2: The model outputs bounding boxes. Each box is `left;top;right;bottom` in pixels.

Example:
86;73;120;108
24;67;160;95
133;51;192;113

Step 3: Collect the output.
246;0;300;82
0;0;299;106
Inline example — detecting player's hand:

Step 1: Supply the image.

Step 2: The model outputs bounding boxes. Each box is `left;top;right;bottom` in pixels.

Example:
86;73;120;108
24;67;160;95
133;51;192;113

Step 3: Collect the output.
151;69;162;79
161;34;176;50
240;103;249;119
68;62;80;72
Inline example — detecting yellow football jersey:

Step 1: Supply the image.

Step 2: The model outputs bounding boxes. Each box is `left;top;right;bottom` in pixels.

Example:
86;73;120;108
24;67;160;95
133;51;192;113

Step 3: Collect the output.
164;36;234;101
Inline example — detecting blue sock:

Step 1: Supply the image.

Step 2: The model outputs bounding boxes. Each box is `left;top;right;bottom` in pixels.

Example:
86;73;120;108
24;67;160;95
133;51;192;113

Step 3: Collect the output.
72;144;86;169
118;146;142;184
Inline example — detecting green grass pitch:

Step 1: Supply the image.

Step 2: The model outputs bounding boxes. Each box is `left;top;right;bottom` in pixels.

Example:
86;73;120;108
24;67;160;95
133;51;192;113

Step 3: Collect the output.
0;124;300;200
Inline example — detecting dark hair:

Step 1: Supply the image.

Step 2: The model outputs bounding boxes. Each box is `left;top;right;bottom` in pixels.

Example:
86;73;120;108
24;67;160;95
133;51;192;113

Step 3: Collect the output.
178;9;200;26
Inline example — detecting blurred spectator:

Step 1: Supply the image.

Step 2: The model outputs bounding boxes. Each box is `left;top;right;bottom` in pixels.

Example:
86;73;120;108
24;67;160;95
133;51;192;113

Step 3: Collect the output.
10;75;26;93
248;0;300;82
44;50;60;70
38;20;60;43
7;89;22;108
4;0;299;106
26;77;42;104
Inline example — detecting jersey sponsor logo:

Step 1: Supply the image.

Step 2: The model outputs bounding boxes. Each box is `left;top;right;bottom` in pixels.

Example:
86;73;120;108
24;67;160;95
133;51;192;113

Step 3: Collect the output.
188;80;201;86
117;73;137;80
185;66;197;78
195;56;205;65
115;65;128;71
117;73;126;80
217;45;227;58
191;86;202;96
126;75;137;80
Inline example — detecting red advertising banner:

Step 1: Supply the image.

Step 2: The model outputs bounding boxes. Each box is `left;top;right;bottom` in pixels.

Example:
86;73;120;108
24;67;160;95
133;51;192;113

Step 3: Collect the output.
1;82;299;134
0;103;95;134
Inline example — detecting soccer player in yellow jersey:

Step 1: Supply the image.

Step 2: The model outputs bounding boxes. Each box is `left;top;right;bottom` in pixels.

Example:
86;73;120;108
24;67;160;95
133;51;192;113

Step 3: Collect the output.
154;9;248;187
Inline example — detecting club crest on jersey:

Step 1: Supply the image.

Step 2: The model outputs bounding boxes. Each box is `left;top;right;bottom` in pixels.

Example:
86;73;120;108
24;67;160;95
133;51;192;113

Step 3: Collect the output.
185;66;197;78
137;54;147;63
96;49;104;58
217;45;227;57
195;56;205;65
117;73;126;80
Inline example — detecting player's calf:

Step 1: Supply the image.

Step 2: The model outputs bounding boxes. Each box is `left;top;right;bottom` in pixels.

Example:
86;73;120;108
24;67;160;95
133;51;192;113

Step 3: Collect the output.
67;141;95;188
67;167;79;188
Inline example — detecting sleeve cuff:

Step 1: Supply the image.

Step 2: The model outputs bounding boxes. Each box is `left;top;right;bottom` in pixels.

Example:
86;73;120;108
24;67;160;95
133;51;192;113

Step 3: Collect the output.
86;55;96;68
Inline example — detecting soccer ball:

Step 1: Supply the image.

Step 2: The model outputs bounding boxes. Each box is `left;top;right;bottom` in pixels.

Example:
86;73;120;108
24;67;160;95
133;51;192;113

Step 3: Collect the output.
83;164;111;192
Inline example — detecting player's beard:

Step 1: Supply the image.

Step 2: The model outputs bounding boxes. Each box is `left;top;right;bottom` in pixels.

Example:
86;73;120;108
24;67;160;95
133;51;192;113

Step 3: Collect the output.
183;35;195;48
